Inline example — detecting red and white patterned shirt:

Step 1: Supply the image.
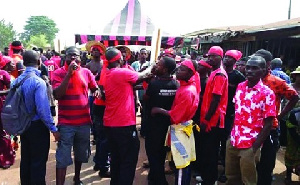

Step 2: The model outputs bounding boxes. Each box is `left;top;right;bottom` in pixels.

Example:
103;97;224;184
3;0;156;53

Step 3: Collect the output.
230;80;276;149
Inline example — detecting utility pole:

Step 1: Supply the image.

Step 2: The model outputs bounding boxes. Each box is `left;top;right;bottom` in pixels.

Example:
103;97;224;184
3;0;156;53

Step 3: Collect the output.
288;0;291;19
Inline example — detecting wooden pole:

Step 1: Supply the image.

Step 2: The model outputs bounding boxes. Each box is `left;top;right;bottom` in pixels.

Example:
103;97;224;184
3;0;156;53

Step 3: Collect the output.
154;28;161;62
58;39;61;53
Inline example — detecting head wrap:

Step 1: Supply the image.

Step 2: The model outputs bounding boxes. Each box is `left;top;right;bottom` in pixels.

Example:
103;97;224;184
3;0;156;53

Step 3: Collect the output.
181;60;201;94
225;50;243;61
9;43;23;57
207;46;223;58
91;45;105;55
99;51;122;86
0;56;12;69
198;60;212;69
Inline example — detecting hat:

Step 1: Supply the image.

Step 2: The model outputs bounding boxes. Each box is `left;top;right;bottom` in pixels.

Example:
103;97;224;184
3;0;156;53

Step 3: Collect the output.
207;46;223;58
254;49;273;62
291;66;300;74
225;50;243;61
116;45;131;61
198;60;212;69
0;56;12;69
85;41;106;54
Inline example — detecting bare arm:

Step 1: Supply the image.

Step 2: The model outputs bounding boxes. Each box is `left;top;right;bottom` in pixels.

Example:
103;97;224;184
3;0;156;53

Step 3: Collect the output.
252;116;273;152
278;95;299;120
151;107;170;117
204;94;221;121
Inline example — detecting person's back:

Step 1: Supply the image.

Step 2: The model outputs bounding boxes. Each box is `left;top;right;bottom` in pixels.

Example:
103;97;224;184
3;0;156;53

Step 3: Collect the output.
44;59;59;82
104;67;138;127
13;50;58;185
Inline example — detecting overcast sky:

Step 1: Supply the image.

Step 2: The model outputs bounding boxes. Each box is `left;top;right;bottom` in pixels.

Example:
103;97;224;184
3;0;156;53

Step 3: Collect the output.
1;0;299;46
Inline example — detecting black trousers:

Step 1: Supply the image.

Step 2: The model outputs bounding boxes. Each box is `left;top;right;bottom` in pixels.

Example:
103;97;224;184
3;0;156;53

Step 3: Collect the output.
145;119;169;185
257;129;280;185
93;105;109;172
20;120;50;185
201;127;223;185
105;126;140;185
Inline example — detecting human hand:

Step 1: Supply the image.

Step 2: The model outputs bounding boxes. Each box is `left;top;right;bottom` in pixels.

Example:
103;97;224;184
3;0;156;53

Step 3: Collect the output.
151;107;160;116
52;131;61;142
67;61;78;76
93;90;101;99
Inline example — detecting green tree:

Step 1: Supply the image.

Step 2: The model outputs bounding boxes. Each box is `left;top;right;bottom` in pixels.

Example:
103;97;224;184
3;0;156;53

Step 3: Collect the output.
21;16;59;44
0;19;17;51
25;34;48;49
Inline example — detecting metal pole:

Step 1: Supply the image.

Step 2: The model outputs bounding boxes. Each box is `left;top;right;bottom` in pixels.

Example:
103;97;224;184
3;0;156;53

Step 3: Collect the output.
288;0;291;19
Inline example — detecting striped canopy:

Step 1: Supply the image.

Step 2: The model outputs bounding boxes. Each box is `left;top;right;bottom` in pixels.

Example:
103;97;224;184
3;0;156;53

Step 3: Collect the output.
75;0;183;48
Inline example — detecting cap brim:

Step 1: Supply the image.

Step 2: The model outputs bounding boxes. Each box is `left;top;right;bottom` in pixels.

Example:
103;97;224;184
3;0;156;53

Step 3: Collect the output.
85;41;106;53
116;45;131;60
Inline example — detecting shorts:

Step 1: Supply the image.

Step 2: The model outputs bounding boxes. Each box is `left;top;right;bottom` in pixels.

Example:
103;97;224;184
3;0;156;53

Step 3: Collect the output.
56;125;91;168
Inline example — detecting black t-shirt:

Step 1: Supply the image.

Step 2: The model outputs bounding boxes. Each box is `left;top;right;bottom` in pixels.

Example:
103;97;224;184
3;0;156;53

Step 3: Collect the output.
146;76;179;124
226;69;246;120
192;77;208;123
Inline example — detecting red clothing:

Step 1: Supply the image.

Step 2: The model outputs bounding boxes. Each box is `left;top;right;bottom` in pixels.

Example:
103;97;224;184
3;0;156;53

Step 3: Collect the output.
231;80;276;148
104;68;139;127
262;73;298;128
11;54;23;78
201;67;228;129
169;80;199;124
52;67;97;126
44;60;59;81
51;56;61;68
0;70;10;111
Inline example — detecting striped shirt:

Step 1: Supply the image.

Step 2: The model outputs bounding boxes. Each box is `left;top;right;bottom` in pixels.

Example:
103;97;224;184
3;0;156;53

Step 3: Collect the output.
52;67;97;126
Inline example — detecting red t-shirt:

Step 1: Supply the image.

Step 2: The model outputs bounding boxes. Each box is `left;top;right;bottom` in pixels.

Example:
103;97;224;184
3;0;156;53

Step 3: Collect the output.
52;67;97;126
44;60;59;81
231;80;276;148
51;56;62;68
169;80;199;124
11;54;23;78
103;68;139;127
201;67;228;128
262;73;298;128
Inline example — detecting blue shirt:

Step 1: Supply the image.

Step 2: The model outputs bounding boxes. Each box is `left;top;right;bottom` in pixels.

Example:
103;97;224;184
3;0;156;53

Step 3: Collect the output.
12;67;57;132
271;68;291;84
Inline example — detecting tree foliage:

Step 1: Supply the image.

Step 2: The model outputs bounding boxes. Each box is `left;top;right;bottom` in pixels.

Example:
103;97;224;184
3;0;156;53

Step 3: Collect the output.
25;34;48;49
0;20;17;51
21;16;59;44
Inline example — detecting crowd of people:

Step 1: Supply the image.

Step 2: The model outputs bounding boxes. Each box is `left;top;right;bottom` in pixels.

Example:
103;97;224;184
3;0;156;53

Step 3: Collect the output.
0;40;300;185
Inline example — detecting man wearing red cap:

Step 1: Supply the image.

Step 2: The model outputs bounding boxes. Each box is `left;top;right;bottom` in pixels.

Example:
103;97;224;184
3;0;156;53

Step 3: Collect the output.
9;41;25;78
218;50;246;182
200;46;228;185
152;59;200;185
101;47;153;185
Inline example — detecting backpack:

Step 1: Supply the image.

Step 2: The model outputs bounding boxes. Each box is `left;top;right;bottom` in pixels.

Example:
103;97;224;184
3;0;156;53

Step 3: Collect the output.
1;74;36;136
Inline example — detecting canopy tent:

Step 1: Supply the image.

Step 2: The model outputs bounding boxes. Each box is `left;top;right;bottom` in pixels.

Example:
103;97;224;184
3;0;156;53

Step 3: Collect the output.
75;0;183;48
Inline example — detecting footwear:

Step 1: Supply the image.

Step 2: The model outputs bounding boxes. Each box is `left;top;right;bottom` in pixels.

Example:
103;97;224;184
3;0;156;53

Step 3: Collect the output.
99;171;111;178
218;174;227;183
93;165;100;171
73;180;83;185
